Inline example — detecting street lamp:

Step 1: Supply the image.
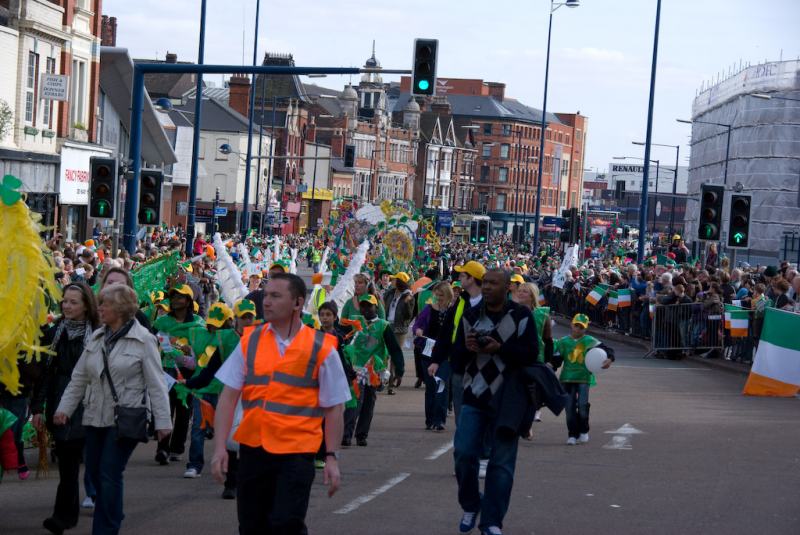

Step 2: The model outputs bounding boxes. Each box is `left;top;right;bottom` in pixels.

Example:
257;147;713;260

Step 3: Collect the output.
532;0;580;257
615;156;661;235
633;140;680;238
677;117;732;185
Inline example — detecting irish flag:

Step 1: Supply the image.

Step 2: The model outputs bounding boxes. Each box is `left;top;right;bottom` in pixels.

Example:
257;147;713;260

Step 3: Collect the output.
607;291;618;312
725;305;749;337
586;284;608;306
617;289;632;308
538;294;547;306
743;308;800;397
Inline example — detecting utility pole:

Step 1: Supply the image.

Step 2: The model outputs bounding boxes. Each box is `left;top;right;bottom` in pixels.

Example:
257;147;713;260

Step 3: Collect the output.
212;186;220;234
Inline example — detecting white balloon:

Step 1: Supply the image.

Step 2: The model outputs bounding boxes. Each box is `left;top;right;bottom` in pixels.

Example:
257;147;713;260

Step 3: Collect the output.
585;347;608;374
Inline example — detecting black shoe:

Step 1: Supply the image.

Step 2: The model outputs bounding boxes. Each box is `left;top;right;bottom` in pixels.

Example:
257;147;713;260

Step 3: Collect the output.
433;424;445;432
356;437;368;447
221;488;236;500
425;424;433;430
414;379;423;389
155;450;169;465
43;517;65;535
341;438;352;447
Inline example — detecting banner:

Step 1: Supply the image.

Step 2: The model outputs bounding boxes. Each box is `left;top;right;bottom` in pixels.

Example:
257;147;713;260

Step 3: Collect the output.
131;251;180;303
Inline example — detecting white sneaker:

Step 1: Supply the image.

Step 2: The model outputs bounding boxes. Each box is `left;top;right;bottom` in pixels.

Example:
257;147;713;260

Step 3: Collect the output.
533;410;542;422
485;527;503;535
579;433;590;444
183;467;201;478
478;459;488;479
81;496;95;509
566;437;578;446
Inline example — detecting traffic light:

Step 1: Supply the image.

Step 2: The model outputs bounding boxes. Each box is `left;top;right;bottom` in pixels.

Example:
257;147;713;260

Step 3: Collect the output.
727;194;751;248
137;169;163;225
477;220;489;243
89;156;118;219
560;209;571;243
614;180;626;200
698;184;724;241
470;220;479;243
411;38;438;96
569;207;580;244
344;144;355;167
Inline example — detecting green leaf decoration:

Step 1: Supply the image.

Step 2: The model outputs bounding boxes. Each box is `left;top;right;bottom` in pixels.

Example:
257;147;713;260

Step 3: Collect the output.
0;174;23;206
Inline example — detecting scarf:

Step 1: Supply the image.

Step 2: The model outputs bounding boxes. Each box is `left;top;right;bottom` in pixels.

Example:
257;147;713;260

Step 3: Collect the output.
53;319;92;348
104;320;135;354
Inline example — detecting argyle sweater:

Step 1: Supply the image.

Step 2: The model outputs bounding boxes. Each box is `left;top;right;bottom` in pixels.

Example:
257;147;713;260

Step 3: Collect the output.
454;300;538;411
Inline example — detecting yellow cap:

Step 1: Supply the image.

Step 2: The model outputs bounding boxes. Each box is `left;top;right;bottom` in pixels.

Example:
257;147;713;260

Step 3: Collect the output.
510;274;525;284
169;284;194;299
390;272;411;283
454;261;486;281
234;299;256;318
206;302;234;328
359;294;379;306
572;313;590;329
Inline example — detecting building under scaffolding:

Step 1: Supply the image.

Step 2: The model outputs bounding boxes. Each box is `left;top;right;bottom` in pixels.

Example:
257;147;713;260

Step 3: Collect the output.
684;59;800;265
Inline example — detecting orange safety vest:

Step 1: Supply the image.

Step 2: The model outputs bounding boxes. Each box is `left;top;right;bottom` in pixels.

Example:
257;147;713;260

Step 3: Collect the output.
235;324;336;454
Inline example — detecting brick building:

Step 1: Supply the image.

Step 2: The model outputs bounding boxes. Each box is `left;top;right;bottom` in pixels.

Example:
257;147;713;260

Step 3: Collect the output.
396;77;588;236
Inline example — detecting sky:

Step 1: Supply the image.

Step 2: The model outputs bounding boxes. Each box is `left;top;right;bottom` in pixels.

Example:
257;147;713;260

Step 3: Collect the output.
107;0;799;172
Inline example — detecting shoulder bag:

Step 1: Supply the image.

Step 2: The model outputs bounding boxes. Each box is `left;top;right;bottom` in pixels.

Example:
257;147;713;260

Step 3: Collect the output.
101;346;149;443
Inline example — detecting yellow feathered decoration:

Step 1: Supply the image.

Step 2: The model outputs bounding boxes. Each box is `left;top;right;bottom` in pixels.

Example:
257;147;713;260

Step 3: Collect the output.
0;174;61;394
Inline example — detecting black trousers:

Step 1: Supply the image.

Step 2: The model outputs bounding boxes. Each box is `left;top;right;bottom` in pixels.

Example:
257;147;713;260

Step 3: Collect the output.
225;449;239;491
157;387;192;455
343;384;376;441
237;445;315;535
52;439;84;527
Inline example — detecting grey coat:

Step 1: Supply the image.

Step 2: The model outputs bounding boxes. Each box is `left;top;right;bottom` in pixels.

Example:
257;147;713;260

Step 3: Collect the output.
56;320;172;431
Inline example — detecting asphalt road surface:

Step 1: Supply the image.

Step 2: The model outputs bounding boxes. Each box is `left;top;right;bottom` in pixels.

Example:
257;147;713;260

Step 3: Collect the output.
4;294;799;534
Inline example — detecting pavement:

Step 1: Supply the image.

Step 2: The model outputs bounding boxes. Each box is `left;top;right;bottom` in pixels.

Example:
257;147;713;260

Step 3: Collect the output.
4;274;799;534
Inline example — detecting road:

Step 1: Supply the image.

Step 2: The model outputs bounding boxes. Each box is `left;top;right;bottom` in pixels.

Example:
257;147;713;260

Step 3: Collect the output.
4;311;799;534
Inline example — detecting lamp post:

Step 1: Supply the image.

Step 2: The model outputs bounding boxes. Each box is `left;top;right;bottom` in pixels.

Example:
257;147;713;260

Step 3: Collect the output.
633;140;680;238
532;0;580;257
615;156;660;236
634;0;663;264
240;0;261;235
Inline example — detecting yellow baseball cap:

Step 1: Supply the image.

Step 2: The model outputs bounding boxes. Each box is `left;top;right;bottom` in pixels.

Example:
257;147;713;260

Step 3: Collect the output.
269;263;288;273
510;274;525;284
390;272;411;283
150;290;165;303
206;303;234;328
234;299;256;318
572;313;590;329
359;294;379;306
454;261;486;281
169;284;194;299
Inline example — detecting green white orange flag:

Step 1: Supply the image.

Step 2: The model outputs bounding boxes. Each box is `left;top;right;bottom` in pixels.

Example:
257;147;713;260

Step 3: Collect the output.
724;304;749;337
743;308;800;397
586;284;608;306
607;291;618;311
617;289;632;308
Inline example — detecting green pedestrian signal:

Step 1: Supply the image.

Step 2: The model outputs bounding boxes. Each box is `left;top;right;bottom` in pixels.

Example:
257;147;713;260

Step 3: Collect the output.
733;232;745;244
95;200;111;217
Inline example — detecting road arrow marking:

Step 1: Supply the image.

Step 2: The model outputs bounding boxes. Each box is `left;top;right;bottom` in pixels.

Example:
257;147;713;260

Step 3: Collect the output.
603;423;644;450
604;423;644;435
334;472;411;514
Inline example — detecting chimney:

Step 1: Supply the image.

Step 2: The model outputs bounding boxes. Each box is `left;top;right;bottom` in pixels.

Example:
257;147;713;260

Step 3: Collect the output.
485;82;505;101
228;74;251;117
430;95;451;114
165;52;178;64
101;15;117;46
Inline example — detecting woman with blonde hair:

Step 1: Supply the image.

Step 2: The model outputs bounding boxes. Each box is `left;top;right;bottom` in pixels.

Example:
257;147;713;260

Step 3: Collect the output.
54;284;172;535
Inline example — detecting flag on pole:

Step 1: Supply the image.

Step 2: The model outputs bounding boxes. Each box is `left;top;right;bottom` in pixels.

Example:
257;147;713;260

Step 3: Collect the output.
586;284;608;306
743;308;800;397
607;291;618;312
724;307;732;330
728;308;749;337
617;289;632;308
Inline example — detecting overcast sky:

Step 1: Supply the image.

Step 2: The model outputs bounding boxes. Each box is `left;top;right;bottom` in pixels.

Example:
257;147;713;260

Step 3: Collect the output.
108;0;798;172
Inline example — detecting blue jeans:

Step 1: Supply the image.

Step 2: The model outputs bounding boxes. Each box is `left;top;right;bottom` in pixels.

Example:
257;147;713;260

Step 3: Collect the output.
84;426;138;535
453;404;519;530
422;358;450;427
188;393;217;472
563;382;590;438
451;373;464;425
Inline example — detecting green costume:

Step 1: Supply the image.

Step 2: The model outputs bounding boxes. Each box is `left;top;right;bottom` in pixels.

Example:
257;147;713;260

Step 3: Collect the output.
343;316;389;371
532;306;551;363
556;334;600;384
341;295;386;321
154;313;206;369
190;328;240;395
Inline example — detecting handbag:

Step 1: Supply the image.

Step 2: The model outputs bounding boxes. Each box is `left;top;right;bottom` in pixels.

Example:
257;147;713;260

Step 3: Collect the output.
101;346;149;443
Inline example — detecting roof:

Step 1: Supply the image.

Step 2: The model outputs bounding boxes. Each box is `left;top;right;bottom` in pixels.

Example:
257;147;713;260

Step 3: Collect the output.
253;53;311;104
302;83;345;116
330;157;354;173
100;47;177;165
392;93;562;126
170;96;259;134
183;86;230;101
136;58;200;100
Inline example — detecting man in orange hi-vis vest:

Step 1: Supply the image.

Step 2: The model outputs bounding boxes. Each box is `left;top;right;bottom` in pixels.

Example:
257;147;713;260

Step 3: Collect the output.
211;273;351;535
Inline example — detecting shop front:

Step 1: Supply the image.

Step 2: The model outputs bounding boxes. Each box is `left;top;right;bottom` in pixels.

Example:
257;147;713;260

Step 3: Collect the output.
58;142;112;243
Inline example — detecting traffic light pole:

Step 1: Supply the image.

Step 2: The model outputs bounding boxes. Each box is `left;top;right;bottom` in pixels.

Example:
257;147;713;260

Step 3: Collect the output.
240;0;261;236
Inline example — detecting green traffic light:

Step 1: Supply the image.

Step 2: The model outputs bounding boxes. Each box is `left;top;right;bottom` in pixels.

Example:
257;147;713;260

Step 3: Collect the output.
733;232;745;244
417;79;430;91
97;200;109;216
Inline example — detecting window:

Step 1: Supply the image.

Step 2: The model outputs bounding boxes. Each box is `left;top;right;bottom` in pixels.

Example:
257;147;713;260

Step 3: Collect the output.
501;124;511;136
500;144;510;159
483;123;492;135
498;167;508;182
571;191;577;206
482;144;492;158
560;191;566;207
480;165;490;182
25;51;39;124
565;134;570;145
479;192;489;212
70;59;87;127
496;193;507;211
562;159;569;178
41;57;56;128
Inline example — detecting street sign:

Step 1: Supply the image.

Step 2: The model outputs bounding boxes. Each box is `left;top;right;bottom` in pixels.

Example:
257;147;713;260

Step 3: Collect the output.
41;74;69;101
214;207;228;217
282;216;289;225
543;216;565;227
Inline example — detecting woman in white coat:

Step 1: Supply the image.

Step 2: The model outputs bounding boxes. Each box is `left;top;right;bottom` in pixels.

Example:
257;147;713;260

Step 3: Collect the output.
55;284;172;535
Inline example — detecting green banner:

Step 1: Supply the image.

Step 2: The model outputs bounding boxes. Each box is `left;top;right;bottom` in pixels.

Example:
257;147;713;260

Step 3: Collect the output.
131;251;179;303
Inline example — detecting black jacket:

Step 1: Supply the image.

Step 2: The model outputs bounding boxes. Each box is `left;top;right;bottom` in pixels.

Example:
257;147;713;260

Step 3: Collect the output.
491;363;568;437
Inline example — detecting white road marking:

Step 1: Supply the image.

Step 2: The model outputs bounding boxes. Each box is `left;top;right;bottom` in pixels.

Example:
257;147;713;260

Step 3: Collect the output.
613;365;711;370
610;504;622;508
426;440;454;460
333;473;411;514
604;424;644;435
603;423;644;450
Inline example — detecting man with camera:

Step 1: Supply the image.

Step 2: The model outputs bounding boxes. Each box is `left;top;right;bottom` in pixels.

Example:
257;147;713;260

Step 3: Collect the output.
450;268;538;535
